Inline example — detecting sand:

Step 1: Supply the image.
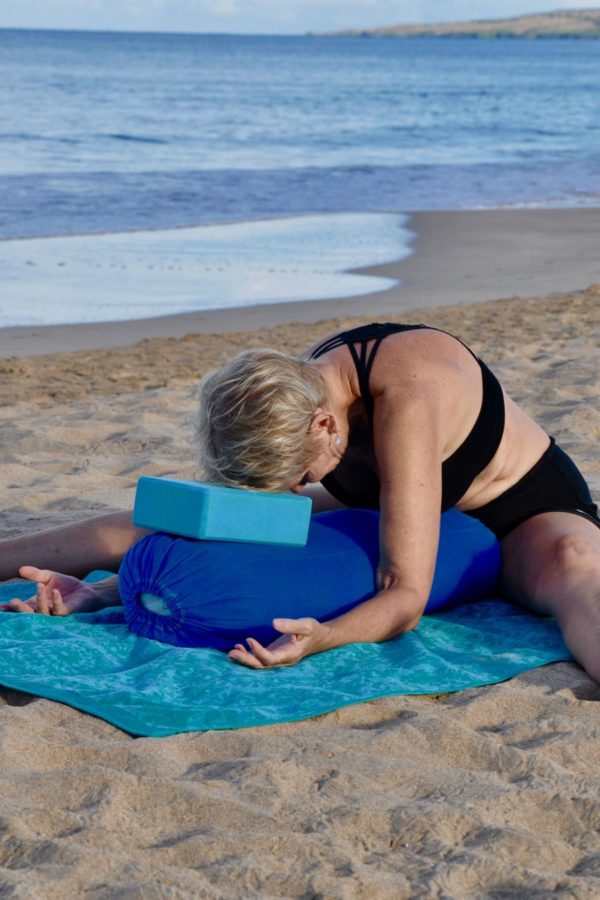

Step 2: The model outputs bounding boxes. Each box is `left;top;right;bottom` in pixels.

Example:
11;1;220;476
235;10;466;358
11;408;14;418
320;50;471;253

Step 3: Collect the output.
0;210;599;897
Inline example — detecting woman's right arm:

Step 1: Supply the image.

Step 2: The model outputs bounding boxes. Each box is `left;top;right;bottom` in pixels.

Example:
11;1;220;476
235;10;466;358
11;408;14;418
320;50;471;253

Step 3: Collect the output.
0;511;149;581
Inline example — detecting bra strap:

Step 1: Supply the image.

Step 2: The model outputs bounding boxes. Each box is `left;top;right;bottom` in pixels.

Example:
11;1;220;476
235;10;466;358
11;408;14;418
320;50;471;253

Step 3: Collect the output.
347;338;383;428
310;335;345;359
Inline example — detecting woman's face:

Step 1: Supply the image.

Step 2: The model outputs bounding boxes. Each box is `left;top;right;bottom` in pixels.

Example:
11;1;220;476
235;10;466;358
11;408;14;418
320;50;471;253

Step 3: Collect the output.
291;428;344;493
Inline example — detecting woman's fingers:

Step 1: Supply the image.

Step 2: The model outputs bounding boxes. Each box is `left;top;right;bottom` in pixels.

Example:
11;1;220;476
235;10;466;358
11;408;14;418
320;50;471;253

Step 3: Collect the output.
228;637;298;668
37;584;71;616
5;583;67;616
245;637;281;665
228;646;265;669
35;583;49;615
51;589;69;616
272;617;314;636
1;599;35;613
18;566;54;585
35;582;53;615
0;568;58;615
228;620;321;669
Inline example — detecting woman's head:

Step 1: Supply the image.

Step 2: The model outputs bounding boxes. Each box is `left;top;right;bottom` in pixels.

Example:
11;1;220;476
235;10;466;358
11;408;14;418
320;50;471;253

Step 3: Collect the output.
196;348;335;491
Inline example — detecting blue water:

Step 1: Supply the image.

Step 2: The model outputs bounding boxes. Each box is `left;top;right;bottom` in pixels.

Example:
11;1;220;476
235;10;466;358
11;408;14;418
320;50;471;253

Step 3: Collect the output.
1;30;600;239
1;29;599;325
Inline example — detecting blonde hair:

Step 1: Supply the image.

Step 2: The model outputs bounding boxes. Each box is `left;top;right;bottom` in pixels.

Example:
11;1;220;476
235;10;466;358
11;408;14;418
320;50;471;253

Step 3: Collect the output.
196;348;328;491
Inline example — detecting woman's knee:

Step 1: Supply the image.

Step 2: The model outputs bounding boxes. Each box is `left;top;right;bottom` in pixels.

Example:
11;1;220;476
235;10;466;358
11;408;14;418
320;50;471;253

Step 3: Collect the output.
547;533;600;580
521;533;600;609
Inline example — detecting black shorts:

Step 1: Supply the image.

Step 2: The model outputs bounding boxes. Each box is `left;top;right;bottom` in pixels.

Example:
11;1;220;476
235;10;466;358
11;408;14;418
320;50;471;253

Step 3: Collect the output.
468;437;600;540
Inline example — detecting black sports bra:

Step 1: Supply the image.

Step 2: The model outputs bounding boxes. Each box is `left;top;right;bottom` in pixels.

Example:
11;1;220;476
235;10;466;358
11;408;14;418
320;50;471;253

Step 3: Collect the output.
309;323;505;511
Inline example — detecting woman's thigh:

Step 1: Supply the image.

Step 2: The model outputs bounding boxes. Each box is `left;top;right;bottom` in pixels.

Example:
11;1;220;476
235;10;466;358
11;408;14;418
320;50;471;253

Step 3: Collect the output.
500;510;600;616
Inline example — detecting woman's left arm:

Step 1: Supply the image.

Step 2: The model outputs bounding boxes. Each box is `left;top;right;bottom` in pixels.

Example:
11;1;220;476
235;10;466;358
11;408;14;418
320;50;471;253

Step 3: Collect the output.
229;374;445;669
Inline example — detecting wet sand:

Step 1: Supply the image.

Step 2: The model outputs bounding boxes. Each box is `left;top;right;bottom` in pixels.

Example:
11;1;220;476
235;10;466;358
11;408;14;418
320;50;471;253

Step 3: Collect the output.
2;207;600;358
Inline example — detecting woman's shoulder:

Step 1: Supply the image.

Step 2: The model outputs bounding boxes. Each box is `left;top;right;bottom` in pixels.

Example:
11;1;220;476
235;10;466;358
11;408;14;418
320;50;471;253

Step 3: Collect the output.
304;323;485;389
369;327;485;397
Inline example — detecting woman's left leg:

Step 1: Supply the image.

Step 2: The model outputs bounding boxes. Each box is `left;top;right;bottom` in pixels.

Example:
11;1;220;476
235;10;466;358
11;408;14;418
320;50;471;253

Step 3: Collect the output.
0;512;147;581
501;511;600;683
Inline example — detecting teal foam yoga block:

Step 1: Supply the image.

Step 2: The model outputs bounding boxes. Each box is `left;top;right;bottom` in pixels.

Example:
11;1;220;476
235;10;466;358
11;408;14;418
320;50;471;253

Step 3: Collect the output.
132;476;312;546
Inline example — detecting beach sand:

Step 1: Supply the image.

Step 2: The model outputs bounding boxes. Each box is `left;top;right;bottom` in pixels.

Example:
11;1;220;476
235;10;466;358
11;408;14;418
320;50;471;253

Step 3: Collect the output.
0;209;599;897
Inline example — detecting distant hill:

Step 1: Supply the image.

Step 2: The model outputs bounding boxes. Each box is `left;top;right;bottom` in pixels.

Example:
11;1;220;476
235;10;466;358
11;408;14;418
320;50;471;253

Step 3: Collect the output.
326;8;600;39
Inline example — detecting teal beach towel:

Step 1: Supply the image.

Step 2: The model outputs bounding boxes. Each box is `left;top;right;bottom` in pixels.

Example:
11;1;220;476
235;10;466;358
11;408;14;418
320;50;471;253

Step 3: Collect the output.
0;575;571;736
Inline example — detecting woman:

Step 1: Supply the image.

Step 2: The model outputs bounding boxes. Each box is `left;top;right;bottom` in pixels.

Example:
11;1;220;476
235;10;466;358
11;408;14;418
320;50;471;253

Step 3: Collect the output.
196;322;600;676
3;322;600;679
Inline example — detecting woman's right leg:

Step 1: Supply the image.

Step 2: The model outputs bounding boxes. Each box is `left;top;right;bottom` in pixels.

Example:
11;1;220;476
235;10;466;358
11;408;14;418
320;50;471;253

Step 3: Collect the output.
0;511;149;580
501;511;600;683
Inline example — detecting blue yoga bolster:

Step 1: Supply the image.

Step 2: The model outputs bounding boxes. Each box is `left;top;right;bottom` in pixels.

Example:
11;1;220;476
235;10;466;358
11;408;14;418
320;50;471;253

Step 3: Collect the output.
118;508;501;651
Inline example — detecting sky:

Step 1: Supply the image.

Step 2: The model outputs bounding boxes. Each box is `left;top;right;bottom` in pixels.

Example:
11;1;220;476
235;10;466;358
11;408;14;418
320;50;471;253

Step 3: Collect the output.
2;0;600;35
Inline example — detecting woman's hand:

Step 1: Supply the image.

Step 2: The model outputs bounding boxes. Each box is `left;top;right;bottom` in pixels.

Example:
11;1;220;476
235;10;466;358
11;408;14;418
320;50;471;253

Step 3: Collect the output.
1;566;104;616
228;617;330;669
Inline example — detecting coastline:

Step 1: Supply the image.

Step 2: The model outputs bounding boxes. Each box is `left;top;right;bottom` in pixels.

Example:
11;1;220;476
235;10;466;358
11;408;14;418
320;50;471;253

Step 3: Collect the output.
2;206;600;358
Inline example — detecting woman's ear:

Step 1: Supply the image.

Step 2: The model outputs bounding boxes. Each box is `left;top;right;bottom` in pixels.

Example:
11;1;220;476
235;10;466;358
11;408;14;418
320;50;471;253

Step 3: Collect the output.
308;409;335;436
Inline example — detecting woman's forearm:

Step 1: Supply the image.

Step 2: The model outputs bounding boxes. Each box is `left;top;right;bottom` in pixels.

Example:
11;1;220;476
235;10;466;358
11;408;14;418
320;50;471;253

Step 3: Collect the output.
319;586;424;652
0;511;149;580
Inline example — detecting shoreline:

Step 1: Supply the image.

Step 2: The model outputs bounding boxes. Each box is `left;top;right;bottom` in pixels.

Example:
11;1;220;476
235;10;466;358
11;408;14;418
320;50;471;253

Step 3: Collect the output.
3;206;600;358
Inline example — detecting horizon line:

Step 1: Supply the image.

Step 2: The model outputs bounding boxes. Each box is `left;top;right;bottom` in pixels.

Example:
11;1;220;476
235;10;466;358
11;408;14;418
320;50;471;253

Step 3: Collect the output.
1;25;305;37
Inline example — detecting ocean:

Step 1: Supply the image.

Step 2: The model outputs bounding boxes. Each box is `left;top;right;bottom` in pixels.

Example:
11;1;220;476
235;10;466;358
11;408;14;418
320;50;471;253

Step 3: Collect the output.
1;29;599;325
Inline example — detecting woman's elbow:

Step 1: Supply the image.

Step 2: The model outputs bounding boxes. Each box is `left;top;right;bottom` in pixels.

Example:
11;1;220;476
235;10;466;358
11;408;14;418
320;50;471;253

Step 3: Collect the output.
387;609;423;639
402;609;423;633
381;589;426;640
